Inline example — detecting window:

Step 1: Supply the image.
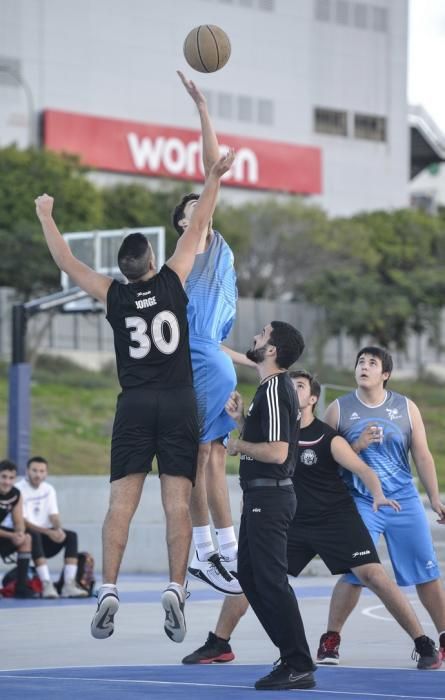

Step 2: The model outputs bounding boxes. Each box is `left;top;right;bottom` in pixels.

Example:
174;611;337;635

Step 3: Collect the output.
315;0;331;22
353;3;368;28
314;107;348;136
336;0;350;25
257;98;274;125
238;95;253;122
201;90;214;115
218;92;233;119
354;113;386;141
258;0;275;11
372;5;388;32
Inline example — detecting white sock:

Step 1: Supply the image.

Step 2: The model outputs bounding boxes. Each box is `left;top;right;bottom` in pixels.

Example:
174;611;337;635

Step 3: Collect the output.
193;525;214;560
64;563;77;583
37;564;50;582
216;526;238;560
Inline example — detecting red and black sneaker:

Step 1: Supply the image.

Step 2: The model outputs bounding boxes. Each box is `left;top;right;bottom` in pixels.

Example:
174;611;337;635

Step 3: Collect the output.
182;631;235;664
316;631;341;665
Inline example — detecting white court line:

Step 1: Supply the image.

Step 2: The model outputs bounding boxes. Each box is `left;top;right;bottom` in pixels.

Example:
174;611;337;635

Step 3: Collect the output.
362;600;435;628
0;674;444;699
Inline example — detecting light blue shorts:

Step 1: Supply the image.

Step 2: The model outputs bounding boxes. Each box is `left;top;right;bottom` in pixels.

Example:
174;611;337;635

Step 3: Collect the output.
190;337;236;444
344;494;441;586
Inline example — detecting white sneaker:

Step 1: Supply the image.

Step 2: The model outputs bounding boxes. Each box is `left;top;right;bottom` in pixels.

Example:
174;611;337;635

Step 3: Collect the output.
42;580;59;599
90;586;119;639
61;580;89;598
161;584;187;643
188;551;243;596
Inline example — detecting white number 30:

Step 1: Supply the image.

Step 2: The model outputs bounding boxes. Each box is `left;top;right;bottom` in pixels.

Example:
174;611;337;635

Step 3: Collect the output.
125;312;180;359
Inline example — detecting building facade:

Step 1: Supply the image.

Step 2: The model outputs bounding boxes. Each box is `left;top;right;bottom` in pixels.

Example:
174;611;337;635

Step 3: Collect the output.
0;0;410;216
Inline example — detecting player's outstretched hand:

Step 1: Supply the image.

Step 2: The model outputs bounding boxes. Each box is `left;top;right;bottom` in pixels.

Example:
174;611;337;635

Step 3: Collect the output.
372;495;401;513
210;149;235;179
35;193;54;220
177;70;207;109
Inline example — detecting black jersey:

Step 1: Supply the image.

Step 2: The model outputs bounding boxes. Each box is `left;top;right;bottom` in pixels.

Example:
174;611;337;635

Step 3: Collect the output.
106;264;193;390
293;417;352;521
239;372;299;481
0;486;20;524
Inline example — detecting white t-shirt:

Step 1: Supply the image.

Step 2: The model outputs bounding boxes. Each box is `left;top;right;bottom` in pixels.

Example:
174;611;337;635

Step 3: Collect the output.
15;478;59;528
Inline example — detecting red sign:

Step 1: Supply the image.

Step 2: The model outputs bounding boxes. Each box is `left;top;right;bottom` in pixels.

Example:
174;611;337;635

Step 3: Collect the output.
43;109;322;194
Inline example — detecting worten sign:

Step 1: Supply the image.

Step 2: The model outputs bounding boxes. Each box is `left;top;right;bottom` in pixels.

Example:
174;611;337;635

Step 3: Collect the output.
43;109;322;194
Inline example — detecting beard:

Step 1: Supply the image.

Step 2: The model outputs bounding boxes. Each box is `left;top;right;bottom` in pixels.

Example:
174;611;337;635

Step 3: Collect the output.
246;345;267;364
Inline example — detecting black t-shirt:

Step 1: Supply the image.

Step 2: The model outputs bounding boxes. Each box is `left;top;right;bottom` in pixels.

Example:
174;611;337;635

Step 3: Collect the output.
292;417;352;521
106;264;193;390
0;486;20;525
239;372;299;481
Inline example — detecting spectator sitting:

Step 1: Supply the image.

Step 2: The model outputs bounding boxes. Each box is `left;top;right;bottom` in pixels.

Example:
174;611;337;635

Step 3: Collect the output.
0;459;36;598
16;456;87;599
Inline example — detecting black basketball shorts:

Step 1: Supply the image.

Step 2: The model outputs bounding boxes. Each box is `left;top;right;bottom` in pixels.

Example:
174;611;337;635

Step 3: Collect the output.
287;501;380;577
110;385;199;484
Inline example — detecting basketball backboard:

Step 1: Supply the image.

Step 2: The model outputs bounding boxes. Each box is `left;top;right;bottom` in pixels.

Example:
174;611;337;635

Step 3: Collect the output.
61;227;165;311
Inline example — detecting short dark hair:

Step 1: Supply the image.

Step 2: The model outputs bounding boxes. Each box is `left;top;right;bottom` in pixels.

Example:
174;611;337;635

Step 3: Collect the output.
0;459;17;473
117;233;152;281
27;455;48;469
172;193;200;236
269;321;304;369
355;346;393;387
289;370;321;412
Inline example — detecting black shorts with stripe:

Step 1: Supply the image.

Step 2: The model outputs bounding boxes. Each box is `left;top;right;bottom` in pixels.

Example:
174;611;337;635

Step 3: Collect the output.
110;385;199;483
287;501;380;576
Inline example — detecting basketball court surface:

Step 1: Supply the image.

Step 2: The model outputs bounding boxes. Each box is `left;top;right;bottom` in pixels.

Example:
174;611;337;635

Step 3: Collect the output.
1;574;444;699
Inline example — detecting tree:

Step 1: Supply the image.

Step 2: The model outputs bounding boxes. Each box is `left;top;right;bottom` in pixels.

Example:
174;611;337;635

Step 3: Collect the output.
0;146;103;299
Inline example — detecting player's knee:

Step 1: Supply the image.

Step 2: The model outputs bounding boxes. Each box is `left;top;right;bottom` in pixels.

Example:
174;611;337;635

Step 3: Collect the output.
354;563;384;589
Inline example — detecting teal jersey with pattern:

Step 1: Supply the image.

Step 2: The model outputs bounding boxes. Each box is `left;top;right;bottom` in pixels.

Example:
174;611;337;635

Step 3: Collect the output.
185;230;237;342
337;390;417;501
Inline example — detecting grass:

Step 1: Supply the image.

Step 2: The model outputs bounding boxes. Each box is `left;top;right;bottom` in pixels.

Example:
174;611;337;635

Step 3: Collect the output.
1;358;445;490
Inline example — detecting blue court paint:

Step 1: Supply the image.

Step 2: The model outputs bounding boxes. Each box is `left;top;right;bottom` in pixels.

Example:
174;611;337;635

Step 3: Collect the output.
0;665;443;700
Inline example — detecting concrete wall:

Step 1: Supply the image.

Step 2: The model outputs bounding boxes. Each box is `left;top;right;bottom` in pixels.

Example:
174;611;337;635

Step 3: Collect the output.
1;475;443;578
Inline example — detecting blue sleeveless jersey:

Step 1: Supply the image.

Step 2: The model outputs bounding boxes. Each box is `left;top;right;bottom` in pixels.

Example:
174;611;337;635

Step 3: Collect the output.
336;390;417;501
185;230;238;442
185;230;237;342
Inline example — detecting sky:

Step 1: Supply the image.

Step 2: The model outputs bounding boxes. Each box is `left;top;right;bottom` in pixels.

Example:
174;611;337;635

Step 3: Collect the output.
408;0;445;133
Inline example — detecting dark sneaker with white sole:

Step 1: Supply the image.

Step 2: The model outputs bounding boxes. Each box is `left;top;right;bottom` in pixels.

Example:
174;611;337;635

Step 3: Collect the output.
90;586;119;639
317;631;341;664
254;661;316;691
413;635;442;670
182;631;235;664
188;551;242;596
162;584;187;643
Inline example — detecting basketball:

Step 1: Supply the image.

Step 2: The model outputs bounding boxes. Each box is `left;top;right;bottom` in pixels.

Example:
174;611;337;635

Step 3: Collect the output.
183;25;231;73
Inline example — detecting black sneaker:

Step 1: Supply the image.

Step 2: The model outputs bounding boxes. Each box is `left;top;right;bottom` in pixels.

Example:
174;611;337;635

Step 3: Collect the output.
254;661;316;691
317;631;341;664
182;631;235;664
413;635;442;670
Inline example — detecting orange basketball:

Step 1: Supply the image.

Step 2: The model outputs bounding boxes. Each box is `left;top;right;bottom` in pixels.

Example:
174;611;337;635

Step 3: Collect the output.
183;25;231;73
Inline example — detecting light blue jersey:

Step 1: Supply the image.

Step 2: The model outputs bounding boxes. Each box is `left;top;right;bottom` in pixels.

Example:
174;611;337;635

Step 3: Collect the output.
186;230;238;443
337;390;417;501
337;389;440;586
185;230;237;342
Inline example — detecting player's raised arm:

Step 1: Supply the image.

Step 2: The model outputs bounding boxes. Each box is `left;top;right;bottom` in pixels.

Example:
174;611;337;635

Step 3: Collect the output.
35;194;112;304
167;150;235;284
177;70;220;176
